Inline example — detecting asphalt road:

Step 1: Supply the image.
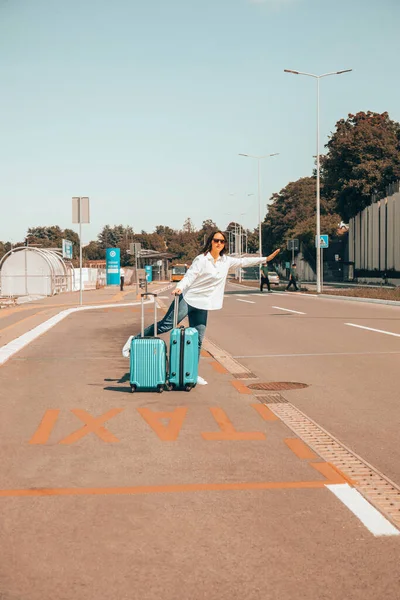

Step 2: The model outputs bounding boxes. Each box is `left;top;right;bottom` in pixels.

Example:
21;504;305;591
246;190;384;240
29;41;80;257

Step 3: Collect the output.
210;284;400;484
0;288;399;600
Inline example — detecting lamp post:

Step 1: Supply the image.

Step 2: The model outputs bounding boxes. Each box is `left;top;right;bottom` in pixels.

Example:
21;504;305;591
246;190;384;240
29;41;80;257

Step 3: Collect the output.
239;153;279;281
284;68;352;293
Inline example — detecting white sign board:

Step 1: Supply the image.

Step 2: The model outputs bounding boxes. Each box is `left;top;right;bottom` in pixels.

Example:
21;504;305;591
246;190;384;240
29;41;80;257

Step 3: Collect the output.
72;197;90;224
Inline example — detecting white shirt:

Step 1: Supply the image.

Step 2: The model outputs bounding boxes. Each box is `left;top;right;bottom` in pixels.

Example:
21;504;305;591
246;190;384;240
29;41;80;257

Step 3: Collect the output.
120;268;125;276
177;253;267;311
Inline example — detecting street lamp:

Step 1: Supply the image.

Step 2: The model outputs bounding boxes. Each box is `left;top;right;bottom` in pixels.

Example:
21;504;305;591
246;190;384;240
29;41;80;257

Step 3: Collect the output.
226;193;254;256
238;153;279;281
284;68;352;293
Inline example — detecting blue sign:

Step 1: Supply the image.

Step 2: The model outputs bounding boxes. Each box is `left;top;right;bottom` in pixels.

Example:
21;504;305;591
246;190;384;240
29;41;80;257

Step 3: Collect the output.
315;235;329;249
106;248;120;285
144;265;153;282
62;239;73;260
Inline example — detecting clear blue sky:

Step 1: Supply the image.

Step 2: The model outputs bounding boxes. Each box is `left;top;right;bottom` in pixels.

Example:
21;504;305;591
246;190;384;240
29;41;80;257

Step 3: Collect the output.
1;0;399;244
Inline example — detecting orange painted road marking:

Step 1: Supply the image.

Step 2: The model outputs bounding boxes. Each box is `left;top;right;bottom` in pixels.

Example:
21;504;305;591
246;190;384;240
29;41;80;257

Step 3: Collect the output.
59;409;124;444
231;381;252;395
137;407;187;441
252;403;279;422
325;462;357;485
0;479;332;498
284;438;318;460
29;410;60;445
211;361;228;374
201;350;212;358
202;408;266;441
310;462;346;484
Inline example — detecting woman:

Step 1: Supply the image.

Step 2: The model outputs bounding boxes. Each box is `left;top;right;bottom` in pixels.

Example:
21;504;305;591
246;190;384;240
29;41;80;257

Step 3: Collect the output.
129;231;280;385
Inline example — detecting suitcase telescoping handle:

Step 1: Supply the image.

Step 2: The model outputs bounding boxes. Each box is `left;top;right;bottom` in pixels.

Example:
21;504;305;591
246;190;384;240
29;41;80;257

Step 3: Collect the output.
173;294;180;329
141;293;158;337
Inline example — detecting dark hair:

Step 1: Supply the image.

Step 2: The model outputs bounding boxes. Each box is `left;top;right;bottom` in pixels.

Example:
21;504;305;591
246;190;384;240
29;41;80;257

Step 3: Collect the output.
292;263;296;267
201;230;228;256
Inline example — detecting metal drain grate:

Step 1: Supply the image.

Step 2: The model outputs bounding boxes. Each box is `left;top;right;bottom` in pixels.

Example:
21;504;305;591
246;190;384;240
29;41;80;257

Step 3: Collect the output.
258;393;289;404
248;382;309;391
267;401;400;528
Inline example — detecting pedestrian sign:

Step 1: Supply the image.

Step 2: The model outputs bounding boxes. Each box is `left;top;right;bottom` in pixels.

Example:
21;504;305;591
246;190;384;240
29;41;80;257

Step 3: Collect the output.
315;235;329;249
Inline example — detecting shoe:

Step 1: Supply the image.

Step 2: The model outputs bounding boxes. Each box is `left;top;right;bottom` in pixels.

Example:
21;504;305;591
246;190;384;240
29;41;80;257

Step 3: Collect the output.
197;375;208;386
122;335;134;357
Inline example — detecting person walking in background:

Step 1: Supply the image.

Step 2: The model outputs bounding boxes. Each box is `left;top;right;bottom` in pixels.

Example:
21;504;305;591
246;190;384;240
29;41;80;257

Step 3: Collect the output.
260;263;271;293
125;231;280;385
120;267;125;291
286;263;299;291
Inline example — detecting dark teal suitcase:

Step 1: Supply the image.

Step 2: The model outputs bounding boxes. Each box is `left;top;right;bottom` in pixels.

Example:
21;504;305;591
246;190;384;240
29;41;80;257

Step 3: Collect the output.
168;297;198;391
130;293;167;393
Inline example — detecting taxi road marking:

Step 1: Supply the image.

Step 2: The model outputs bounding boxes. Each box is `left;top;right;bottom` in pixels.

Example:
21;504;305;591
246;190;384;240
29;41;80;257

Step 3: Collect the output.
137;407;187;441
201;408;265;441
59;409;124;444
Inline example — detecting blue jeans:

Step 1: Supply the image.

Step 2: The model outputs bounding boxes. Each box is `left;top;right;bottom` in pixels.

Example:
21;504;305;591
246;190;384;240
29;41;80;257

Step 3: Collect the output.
143;296;208;359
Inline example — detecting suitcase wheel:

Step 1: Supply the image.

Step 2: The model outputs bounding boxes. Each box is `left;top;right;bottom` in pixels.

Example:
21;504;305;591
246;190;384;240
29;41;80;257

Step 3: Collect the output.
130;384;137;393
157;385;164;394
184;384;193;392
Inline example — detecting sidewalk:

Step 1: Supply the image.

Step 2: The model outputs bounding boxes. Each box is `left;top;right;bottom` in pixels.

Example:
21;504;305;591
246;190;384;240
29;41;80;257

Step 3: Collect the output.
0;282;172;350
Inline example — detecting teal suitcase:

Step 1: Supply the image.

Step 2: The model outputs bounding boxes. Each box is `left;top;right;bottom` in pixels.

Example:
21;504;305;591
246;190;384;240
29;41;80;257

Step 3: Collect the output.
168;297;198;391
130;293;167;393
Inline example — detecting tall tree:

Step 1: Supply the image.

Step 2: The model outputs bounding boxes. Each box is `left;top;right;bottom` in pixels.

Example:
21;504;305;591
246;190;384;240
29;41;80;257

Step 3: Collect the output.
182;217;195;233
263;177;340;256
321;111;400;221
97;225;127;249
198;219;219;248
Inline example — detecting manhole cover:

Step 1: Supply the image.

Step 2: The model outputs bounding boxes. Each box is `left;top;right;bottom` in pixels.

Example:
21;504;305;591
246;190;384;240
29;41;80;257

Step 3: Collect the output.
248;382;309;391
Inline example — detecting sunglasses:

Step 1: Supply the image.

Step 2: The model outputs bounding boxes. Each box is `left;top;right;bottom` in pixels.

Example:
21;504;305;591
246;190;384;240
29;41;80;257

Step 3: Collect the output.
212;238;226;244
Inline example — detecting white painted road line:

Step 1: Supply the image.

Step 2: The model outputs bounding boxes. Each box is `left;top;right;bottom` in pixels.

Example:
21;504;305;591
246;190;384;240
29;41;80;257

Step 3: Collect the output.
253;293;286;297
236;299;255;304
272;306;306;315
345;323;400;338
235;294;249;297
326;483;400;537
0;301;144;367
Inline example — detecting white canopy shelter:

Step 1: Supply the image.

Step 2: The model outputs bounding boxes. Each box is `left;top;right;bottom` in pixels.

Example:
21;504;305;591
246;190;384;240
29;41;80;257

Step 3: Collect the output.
0;247;74;297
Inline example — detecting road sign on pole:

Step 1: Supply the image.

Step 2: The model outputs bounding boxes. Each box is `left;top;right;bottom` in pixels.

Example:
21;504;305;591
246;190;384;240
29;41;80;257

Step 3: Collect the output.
62;239;73;260
315;234;329;249
129;242;142;256
287;239;299;264
72;197;90;306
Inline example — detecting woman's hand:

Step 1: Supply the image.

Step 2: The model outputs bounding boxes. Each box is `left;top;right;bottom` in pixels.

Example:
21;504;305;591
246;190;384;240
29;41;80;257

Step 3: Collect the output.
172;288;182;296
267;248;280;261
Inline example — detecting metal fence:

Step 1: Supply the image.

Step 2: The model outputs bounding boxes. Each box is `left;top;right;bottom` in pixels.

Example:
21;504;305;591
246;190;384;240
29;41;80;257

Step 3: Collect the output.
349;184;400;273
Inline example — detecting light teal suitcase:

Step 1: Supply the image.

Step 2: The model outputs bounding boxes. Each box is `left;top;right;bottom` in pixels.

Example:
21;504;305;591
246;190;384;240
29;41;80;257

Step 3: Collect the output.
168;296;198;391
130;293;167;393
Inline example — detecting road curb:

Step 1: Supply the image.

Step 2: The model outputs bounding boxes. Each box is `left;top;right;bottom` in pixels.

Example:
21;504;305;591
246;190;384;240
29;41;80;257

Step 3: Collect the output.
229;280;400;306
316;294;400;307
